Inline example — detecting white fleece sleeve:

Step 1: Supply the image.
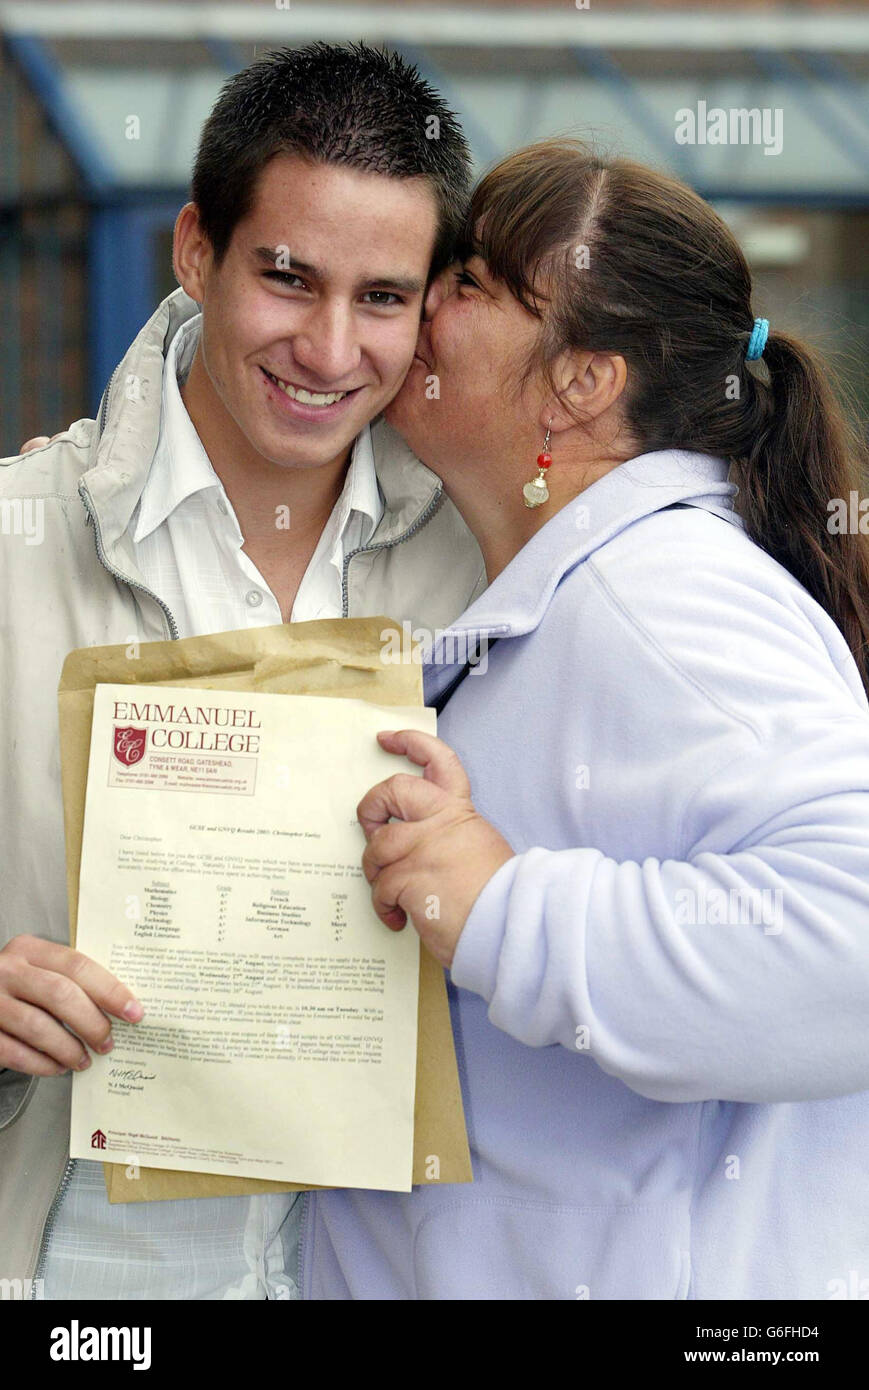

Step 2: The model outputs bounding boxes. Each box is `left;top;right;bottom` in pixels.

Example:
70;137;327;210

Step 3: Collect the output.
450;721;869;1104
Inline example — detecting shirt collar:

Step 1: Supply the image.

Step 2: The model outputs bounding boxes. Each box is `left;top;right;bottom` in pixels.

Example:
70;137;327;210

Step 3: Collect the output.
323;418;383;560
131;314;219;542
132;313;383;548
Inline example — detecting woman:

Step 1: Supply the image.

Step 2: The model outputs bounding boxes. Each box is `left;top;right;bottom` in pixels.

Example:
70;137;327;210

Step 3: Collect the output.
299;140;869;1300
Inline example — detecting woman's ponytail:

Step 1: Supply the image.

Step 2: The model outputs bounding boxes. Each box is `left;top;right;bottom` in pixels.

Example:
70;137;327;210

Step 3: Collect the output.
731;332;869;697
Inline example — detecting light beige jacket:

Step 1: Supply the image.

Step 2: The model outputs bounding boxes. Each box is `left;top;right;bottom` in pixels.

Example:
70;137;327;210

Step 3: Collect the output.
0;288;485;1288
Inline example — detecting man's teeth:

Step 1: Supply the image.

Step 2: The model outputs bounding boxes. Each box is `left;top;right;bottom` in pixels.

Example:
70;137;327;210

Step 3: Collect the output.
266;371;347;407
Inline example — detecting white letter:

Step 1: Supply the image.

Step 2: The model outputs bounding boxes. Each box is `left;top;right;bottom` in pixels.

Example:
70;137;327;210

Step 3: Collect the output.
133;1327;152;1372
764;109;783;157
706;108;729;146
49;1328;70;1361
674;108;695;146
23;498;44;546
379;629;400;665
827;498;846;534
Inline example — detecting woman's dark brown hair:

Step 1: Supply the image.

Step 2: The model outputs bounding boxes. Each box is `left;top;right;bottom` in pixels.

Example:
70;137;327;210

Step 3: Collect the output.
465;139;869;696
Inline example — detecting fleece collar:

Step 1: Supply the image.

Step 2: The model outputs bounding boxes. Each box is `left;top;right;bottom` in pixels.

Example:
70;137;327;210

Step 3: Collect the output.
427;449;740;660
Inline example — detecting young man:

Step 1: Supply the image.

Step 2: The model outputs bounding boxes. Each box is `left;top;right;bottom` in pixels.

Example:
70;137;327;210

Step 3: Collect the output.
0;43;484;1300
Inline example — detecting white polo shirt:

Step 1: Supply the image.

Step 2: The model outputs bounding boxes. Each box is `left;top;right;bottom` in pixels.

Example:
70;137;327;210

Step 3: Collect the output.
40;314;383;1302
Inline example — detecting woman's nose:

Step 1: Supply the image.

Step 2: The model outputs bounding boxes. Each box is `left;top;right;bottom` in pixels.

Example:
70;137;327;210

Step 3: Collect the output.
423;264;459;321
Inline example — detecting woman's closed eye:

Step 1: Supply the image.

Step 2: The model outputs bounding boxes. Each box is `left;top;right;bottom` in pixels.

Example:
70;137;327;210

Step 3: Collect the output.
455;267;483;292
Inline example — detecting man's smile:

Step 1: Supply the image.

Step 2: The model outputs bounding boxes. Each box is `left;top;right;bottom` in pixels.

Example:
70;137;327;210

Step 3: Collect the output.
260;366;362;409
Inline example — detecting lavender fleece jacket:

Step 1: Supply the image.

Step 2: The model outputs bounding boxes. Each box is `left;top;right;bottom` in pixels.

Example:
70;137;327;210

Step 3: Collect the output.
300;448;869;1300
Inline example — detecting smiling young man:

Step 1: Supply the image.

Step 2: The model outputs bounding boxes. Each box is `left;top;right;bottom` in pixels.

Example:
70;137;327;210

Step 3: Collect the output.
0;43;483;1301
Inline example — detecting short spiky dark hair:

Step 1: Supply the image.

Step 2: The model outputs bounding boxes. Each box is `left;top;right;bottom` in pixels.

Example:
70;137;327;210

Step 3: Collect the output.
191;42;472;276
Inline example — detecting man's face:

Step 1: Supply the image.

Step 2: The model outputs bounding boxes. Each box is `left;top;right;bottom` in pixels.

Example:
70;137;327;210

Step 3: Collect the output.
186;155;439;470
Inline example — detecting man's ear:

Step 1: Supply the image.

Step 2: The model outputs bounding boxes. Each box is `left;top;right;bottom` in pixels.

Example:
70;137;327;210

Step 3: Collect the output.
173;203;214;303
543;349;628;435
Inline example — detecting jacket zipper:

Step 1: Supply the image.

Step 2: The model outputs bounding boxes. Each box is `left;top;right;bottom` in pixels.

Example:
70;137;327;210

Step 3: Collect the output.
78;481;180;641
340;487;444;617
32;469;182;1288
91;366;180;639
97;370;115;437
295;1190;310;1298
31;1154;77;1296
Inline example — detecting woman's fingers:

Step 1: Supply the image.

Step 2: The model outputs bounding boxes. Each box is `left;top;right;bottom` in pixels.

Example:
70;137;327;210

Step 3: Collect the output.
361;818;423;883
370;864;411;932
357;731;474;840
357;772;449;840
376;730;471;796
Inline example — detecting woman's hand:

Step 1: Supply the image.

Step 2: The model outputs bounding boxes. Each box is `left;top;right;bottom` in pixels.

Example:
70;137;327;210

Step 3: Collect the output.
358;730;515;968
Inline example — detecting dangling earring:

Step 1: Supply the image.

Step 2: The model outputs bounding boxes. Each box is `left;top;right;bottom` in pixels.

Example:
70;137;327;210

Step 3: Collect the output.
523;421;552;509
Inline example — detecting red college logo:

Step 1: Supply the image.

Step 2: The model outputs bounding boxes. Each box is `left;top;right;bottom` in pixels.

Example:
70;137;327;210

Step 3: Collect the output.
113;725;147;767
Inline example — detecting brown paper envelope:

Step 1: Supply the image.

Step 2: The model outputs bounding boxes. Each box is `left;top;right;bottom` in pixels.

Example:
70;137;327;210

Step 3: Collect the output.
57;618;472;1202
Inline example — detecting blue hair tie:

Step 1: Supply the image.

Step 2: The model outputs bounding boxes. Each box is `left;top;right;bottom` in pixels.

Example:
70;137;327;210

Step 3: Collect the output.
746;317;769;361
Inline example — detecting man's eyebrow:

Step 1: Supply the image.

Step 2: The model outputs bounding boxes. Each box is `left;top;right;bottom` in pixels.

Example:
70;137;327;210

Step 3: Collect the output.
252;247;423;295
359;275;425;295
254;246;321;276
250;247;422;293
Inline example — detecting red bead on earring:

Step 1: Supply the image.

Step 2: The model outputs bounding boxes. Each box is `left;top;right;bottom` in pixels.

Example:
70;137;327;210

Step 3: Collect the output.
523;423;553;508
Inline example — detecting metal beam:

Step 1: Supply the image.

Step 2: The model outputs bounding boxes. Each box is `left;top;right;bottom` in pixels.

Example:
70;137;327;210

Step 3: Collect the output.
3;32;114;196
751;48;869;180
0;4;868;54
395;42;500;167
798;50;869;136
0;219;22;454
204;36;247;74
700;187;869;209
572;47;699;183
89;199;183;408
